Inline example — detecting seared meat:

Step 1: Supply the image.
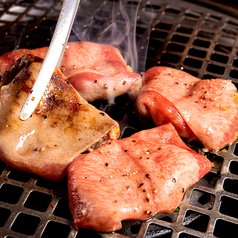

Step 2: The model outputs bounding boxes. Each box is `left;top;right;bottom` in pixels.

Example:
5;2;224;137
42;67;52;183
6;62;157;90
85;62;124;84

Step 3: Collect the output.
134;66;238;150
0;54;120;182
0;41;142;102
67;123;211;232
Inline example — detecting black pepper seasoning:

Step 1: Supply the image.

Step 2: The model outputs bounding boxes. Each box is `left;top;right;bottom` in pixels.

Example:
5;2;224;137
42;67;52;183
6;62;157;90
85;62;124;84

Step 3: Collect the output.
52;95;57;102
138;183;144;188
146;174;151;179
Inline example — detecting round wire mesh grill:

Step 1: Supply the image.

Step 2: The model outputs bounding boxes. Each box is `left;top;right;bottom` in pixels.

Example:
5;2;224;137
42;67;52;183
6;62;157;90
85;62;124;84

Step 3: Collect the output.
0;0;238;237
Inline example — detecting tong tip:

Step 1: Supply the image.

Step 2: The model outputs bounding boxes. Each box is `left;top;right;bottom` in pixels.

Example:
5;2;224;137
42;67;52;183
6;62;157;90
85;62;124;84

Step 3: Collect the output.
19;113;28;121
19;99;34;121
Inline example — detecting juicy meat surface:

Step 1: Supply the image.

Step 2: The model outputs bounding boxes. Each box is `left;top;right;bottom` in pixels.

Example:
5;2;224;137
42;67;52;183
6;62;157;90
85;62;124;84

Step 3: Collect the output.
135;66;238;150
0;41;142;102
67;123;211;232
0;54;120;182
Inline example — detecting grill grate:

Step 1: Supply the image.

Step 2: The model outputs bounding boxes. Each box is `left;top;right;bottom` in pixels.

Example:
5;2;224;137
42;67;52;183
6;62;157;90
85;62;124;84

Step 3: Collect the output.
1;0;238;237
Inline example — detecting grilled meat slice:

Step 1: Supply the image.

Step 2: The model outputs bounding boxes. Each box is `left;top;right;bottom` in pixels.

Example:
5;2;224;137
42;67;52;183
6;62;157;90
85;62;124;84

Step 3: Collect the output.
0;54;120;182
0;41;142;102
134;66;238;150
67;123;211;232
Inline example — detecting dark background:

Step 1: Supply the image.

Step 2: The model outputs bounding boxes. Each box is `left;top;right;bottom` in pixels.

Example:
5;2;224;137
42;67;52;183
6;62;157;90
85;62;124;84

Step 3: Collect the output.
209;0;238;9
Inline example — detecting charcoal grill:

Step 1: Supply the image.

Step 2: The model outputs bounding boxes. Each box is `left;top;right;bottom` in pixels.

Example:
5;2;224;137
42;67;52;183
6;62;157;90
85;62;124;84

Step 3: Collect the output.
0;0;238;237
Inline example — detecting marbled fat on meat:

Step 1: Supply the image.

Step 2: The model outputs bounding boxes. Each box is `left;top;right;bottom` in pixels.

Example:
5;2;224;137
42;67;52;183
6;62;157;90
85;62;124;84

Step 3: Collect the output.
135;66;238;150
0;41;142;102
67;123;211;232
0;54;120;182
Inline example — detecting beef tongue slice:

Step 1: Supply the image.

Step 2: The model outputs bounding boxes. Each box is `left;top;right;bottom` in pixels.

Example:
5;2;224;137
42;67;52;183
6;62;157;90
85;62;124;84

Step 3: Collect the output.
0;41;142;102
67;123;211;232
0;54;120;181
135;66;238;150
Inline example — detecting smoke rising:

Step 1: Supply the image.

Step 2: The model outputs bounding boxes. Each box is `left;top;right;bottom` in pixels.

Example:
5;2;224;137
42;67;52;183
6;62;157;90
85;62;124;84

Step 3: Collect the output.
70;0;153;74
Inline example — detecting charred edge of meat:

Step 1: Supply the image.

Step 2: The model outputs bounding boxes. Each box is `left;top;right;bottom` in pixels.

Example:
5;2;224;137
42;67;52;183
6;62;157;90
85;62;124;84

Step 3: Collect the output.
0;54;43;88
42;93;86;114
88;134;114;152
51;74;73;92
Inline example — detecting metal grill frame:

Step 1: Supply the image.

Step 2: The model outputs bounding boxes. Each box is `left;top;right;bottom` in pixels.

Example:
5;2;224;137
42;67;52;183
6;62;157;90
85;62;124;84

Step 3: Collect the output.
0;0;238;238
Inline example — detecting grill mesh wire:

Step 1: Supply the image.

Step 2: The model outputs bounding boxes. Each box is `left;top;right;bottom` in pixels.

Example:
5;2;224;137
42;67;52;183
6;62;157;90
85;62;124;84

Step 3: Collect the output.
0;0;238;237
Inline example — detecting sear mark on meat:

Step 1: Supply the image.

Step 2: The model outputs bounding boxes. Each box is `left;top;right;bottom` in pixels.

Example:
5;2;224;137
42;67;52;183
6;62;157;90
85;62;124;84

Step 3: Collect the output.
0;54;120;182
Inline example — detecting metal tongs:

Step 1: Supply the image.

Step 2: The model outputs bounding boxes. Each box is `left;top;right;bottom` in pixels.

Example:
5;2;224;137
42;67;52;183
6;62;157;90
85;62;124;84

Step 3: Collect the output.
19;0;81;121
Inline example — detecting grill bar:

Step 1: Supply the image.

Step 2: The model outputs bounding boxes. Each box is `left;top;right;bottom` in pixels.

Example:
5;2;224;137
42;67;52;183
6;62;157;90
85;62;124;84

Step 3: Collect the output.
0;0;238;237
